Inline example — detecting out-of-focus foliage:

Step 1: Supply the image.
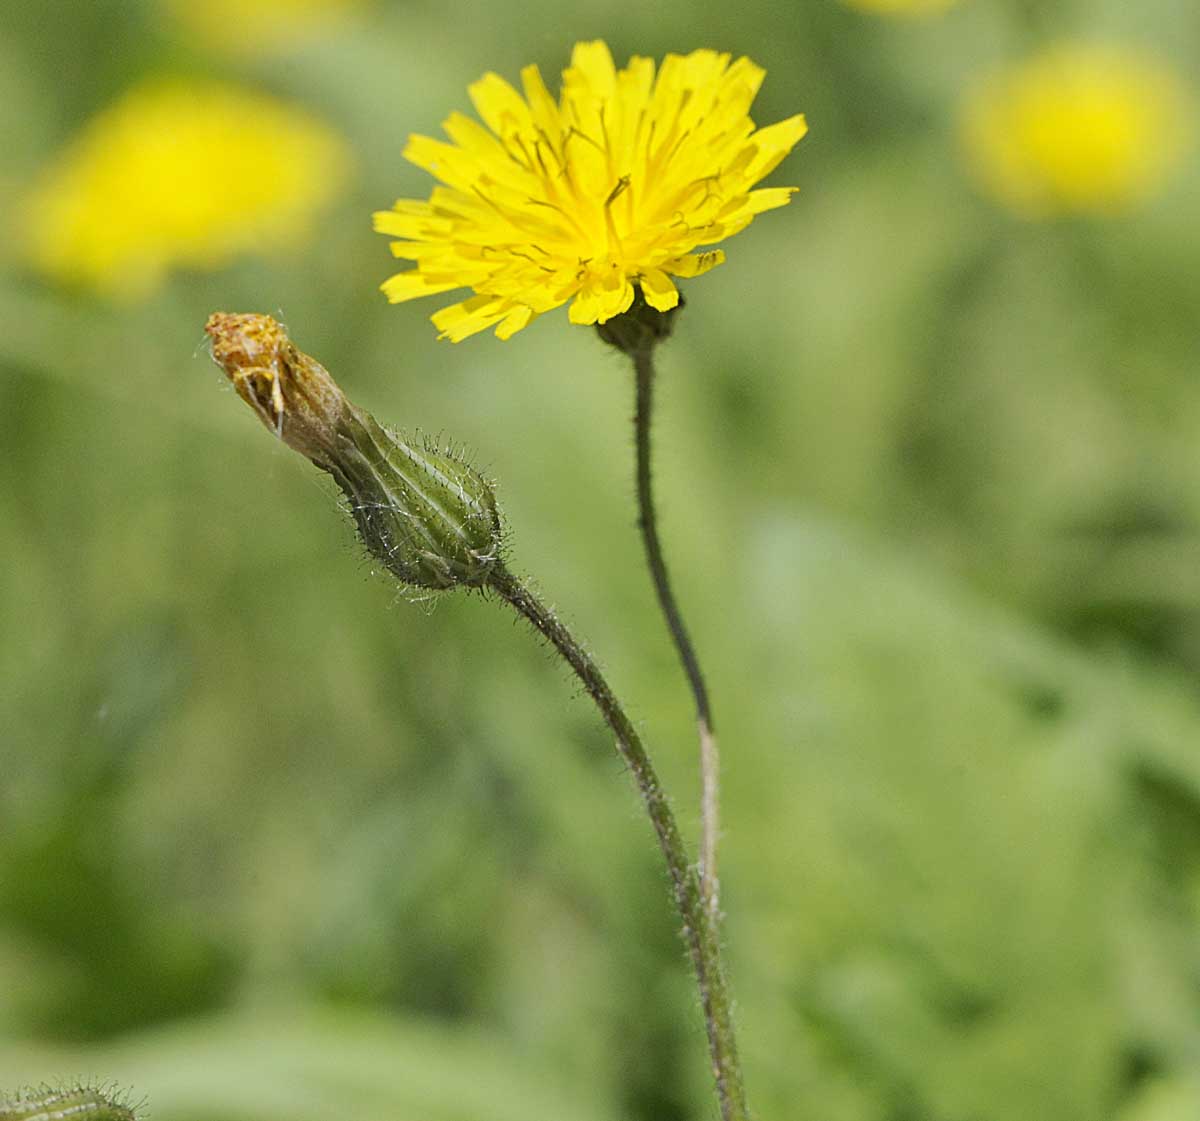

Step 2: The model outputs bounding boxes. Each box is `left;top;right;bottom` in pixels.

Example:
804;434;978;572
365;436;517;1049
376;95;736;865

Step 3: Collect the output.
1;2;1199;1120
839;0;960;17
163;0;371;57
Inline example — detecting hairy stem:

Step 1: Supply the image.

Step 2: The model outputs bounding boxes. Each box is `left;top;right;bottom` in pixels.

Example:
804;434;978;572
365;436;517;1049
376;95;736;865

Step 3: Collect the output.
632;347;721;924
488;566;747;1121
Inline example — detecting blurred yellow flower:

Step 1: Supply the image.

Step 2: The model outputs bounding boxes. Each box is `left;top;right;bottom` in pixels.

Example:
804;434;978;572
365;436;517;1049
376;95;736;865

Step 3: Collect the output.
962;45;1190;217
23;80;350;298
840;0;958;16
374;40;807;341
164;0;367;56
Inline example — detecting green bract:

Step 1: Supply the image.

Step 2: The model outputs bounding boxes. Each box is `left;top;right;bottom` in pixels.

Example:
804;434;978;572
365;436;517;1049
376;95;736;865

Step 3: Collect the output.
331;410;501;590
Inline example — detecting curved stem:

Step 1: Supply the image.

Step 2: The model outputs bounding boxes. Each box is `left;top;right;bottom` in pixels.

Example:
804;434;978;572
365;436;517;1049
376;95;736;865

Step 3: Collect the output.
488;566;747;1121
632;347;721;924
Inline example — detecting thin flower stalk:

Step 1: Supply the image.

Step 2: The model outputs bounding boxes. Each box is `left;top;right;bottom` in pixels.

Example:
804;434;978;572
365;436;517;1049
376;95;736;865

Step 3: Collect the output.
489;568;745;1120
634;345;722;922
204;312;749;1121
596;295;724;924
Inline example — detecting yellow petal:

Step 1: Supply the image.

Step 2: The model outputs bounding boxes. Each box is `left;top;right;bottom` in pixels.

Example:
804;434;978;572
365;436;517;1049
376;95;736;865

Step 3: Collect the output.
639;269;679;312
442;111;506;159
664;249;725;278
679;50;729;98
743;115;809;183
712;186;798;228
388;242;454;260
381;270;464;303
494;304;535;339
720;57;766;110
595;274;635;323
523;275;580;313
373;205;448;239
432;293;509;341
568;284;602;325
568;41;617;97
520;64;562;141
745;186;798;213
468;73;533;139
403;134;480;191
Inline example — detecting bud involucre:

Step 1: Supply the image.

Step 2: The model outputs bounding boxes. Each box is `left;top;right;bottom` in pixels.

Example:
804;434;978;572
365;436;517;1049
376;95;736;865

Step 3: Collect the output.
332;410;502;589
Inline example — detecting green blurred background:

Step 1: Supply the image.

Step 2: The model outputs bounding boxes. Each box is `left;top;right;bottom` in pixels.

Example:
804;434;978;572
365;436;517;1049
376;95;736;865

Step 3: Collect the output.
3;1;1200;1119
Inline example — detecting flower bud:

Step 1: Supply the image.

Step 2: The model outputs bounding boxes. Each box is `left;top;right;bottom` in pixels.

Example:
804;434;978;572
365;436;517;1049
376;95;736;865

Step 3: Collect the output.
1;1088;136;1121
205;312;503;590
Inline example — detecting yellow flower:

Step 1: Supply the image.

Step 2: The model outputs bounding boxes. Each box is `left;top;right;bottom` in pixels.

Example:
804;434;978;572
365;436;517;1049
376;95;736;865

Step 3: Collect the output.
373;40;807;341
23;80;350;298
162;0;368;56
962;45;1190;217
840;0;957;15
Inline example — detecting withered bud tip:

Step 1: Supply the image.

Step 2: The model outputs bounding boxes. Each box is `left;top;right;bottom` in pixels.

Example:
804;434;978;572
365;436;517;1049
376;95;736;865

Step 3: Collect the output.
205;311;346;463
205;312;290;378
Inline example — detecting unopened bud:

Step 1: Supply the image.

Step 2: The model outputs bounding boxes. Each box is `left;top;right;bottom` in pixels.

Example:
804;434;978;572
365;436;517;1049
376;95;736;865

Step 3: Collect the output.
1;1088;137;1121
205;312;503;590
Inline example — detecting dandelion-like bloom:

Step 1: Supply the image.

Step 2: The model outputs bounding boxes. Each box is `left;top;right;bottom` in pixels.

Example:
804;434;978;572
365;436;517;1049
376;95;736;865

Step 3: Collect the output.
840;0;957;16
373;41;807;341
23;80;350;298
962;45;1190;217
162;0;368;56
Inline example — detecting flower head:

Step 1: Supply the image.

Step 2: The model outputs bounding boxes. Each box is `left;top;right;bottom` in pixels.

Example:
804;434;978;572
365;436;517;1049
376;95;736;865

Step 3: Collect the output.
962;45;1190;217
374;40;807;341
162;0;368;56
840;0;957;16
23;80;350;298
